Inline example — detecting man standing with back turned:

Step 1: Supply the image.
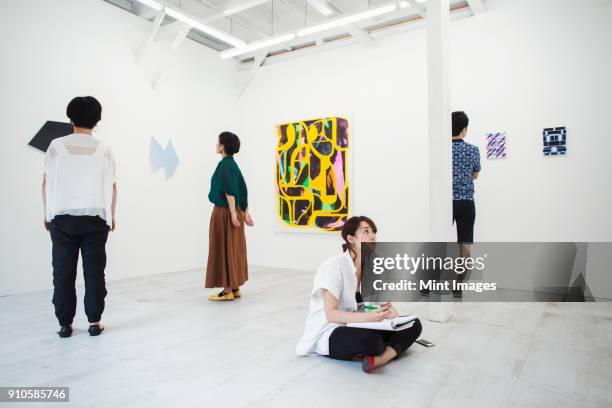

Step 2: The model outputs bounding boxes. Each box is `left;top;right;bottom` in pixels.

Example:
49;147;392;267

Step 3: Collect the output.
451;111;480;298
42;96;117;337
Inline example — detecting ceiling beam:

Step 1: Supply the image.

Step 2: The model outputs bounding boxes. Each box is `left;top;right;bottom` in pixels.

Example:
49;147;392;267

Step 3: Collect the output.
161;15;270;41
135;8;166;62
236;5;473;67
224;0;402;59
231;16;273;38
305;0;334;17
341;24;374;46
133;0;247;46
308;0;374;46
404;0;426;17
156;20;191;40
166;0;272;40
466;0;485;15
278;0;308;21
197;0;272;22
152;24;191;88
237;49;268;97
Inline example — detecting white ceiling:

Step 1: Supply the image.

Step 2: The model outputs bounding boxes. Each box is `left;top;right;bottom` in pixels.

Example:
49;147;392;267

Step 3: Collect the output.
105;0;481;64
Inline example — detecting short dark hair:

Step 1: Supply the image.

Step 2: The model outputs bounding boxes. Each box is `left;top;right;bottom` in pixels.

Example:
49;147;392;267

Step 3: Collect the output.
219;131;241;155
66;96;102;129
452;111;469;137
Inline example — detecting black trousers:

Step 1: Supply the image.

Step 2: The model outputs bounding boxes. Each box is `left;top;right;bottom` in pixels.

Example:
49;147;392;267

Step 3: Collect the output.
50;215;109;326
328;318;422;360
453;200;476;244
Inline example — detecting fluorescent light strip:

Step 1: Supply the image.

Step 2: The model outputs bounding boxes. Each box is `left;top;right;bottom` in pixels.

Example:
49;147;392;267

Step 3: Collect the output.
222;0;271;17
133;0;246;48
218;0;428;60
220;33;296;59
399;0;427;8
136;0;163;11
165;8;247;48
297;4;398;37
307;0;335;16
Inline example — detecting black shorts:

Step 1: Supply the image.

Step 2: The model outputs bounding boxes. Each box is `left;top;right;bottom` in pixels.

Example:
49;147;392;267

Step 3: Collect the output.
453;200;475;243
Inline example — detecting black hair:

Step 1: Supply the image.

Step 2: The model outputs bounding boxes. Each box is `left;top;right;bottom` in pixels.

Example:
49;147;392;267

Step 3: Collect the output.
341;216;377;259
219;131;241;155
452;111;469;137
66;96;102;129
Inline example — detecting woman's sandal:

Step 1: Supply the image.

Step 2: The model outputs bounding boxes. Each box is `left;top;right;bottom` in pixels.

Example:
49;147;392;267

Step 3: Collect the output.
362;356;376;373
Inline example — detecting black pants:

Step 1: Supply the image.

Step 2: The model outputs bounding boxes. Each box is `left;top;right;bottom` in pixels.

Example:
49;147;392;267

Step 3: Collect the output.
453;200;476;243
328;319;422;360
50;215;109;326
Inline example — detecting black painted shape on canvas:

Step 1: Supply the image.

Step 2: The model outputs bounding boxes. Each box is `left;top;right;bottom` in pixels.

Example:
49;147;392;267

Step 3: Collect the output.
28;121;73;152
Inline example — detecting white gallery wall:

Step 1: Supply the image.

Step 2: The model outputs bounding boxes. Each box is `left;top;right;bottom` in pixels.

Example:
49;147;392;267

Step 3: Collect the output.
237;28;431;271
450;0;612;242
238;0;612;272
0;0;239;295
1;0;611;295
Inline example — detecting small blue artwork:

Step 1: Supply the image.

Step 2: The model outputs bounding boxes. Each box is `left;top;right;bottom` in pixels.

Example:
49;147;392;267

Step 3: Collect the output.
543;127;567;156
150;137;179;178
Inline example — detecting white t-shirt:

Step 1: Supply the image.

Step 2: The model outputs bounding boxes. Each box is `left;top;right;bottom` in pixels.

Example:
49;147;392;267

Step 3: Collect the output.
296;251;358;356
44;134;116;227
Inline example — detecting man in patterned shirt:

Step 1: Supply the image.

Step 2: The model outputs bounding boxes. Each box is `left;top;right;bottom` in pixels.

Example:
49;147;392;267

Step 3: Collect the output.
451;111;481;297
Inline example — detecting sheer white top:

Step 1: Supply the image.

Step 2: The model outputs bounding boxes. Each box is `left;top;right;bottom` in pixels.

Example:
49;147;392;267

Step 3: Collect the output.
44;134;116;227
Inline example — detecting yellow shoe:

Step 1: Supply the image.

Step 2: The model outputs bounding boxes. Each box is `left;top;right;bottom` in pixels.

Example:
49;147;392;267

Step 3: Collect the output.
208;290;234;301
232;289;241;298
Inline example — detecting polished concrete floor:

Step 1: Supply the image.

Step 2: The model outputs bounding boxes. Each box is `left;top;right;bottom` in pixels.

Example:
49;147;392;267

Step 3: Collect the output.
1;266;611;408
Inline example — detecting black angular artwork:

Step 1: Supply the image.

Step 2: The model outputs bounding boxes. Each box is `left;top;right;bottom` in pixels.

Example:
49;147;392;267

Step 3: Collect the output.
29;121;73;152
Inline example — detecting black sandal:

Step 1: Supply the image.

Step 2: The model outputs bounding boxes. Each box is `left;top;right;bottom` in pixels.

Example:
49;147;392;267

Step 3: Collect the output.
57;326;73;338
88;324;104;336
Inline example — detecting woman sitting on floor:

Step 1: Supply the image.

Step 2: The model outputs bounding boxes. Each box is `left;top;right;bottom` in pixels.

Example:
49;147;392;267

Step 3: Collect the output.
296;215;422;373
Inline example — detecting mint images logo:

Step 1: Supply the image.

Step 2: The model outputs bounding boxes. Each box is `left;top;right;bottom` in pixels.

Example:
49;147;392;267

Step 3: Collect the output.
372;254;487;275
372;278;497;293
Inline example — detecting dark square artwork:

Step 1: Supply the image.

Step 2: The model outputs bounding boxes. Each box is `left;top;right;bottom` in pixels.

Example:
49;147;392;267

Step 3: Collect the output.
29;121;73;152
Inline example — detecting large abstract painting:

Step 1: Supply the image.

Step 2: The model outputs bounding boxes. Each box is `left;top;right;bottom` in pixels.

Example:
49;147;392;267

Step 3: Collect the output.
275;117;350;232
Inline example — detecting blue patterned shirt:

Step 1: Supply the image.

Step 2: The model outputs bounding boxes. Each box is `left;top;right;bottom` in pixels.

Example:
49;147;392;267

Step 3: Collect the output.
452;139;481;200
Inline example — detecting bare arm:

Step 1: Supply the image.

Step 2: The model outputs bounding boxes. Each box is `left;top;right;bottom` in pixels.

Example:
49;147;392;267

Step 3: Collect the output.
225;194;241;227
111;183;117;231
225;193;236;213
243;207;254;227
42;174;46;215
42;175;49;231
322;290;390;324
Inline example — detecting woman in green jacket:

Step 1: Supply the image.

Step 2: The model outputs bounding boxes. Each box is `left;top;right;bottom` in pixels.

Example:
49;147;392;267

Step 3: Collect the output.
205;132;254;301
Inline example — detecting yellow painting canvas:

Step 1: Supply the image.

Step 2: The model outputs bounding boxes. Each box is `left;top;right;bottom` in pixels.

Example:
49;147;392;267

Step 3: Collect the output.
275;117;350;232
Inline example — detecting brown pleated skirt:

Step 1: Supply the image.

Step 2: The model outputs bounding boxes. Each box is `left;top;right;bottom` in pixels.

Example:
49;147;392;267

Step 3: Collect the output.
205;206;248;289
